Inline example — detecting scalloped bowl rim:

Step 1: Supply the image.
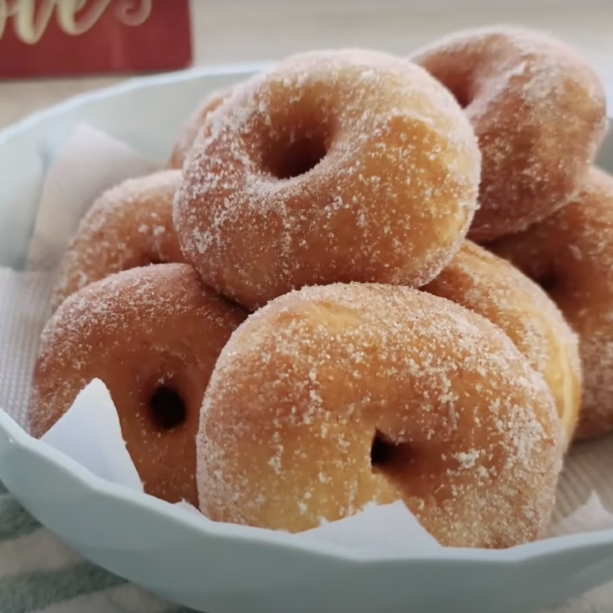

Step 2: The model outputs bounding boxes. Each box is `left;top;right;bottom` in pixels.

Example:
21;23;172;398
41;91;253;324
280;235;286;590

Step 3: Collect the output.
0;62;273;147
2;408;611;565
0;63;611;569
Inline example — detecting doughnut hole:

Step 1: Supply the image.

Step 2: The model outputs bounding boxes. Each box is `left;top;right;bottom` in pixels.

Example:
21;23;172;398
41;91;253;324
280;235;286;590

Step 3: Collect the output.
369;429;452;502
138;366;200;435
442;74;475;109
370;430;415;474
262;131;328;180
254;92;335;180
409;55;477;109
148;384;187;431
533;261;577;302
536;269;561;295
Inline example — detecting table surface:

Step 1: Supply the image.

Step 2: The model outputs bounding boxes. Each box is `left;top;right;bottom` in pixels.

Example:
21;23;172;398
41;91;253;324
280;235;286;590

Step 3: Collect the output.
0;0;612;130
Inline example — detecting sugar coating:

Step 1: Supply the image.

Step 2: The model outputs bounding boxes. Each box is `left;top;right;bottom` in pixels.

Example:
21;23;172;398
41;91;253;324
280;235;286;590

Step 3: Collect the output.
51;170;186;312
31;264;248;506
423;240;582;448
412;26;608;242
168;87;234;170
174;48;481;310
489;167;613;441
197;282;562;548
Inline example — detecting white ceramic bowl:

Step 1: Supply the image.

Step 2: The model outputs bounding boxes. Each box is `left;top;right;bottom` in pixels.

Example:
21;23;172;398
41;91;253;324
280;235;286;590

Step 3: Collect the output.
1;65;613;613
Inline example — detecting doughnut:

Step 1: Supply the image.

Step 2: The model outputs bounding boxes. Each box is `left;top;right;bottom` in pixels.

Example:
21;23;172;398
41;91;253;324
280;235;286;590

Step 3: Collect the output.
411;27;608;242
197;283;561;548
30;264;248;506
168;87;233;170
174;49;481;310
51;170;186;312
489;167;613;441
423;240;582;449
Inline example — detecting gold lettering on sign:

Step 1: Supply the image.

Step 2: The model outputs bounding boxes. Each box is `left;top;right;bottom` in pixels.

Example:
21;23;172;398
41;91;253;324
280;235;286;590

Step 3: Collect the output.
0;0;56;44
0;1;15;41
57;0;116;35
114;0;152;27
0;0;154;45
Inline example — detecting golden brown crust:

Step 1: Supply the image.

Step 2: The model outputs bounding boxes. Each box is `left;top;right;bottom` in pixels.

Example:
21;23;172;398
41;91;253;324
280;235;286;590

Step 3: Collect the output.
51;170;186;312
174;49;481;310
423;240;582;449
197;283;561;548
412;27;607;242
489;167;613;441
168;87;233;170
31;264;248;507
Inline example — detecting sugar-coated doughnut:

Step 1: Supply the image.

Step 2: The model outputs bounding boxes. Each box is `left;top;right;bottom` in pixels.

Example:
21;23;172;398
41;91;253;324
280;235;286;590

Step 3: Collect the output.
30;264;248;506
51;170;186;312
489;167;613;441
197;283;561;548
412;27;607;242
168;87;233;170
423;241;582;449
174;49;481;310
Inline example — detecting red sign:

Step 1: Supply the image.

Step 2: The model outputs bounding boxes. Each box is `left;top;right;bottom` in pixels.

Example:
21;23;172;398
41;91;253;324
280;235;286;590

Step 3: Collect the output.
0;0;193;79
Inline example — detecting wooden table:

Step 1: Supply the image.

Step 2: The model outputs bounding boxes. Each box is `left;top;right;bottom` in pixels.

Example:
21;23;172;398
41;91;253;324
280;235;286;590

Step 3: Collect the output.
0;0;611;129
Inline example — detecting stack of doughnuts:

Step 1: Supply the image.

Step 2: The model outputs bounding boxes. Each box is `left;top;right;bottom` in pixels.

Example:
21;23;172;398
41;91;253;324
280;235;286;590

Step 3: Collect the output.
29;26;611;550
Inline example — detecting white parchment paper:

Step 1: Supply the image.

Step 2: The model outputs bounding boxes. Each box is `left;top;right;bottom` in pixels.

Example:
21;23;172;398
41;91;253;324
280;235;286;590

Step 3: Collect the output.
40;378;442;551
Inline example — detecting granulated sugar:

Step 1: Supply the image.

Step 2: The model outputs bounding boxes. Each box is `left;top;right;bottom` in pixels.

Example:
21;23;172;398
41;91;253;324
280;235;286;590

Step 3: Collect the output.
198;282;561;548
412;26;608;241
174;49;481;309
51;170;185;311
